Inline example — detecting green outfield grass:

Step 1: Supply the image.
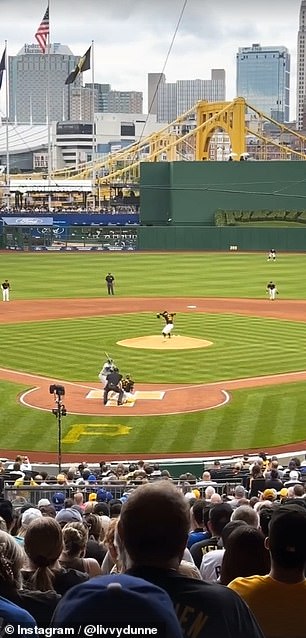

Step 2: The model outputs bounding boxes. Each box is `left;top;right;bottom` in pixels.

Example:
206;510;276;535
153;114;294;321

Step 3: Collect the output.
0;251;305;299
1;380;306;455
0;251;306;456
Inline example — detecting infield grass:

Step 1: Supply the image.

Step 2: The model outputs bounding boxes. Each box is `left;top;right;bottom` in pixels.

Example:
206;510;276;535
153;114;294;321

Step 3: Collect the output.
1;313;306;384
0;251;306;455
1;380;306;455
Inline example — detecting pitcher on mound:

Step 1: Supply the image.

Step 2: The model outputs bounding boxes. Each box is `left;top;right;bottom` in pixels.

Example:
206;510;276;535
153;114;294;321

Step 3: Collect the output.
157;311;176;338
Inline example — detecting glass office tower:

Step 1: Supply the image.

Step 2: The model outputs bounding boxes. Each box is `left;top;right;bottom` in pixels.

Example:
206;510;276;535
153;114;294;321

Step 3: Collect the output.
296;0;306;129
236;43;290;123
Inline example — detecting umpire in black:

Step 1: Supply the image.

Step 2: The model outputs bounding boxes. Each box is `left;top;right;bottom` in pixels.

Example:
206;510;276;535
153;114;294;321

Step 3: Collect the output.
105;273;115;295
103;367;124;406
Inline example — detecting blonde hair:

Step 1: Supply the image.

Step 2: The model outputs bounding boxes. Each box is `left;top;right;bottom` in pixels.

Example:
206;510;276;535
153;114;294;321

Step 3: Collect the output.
24;517;63;591
62;522;88;558
0;530;24;589
178;560;202;580
104;517;118;551
0;517;7;532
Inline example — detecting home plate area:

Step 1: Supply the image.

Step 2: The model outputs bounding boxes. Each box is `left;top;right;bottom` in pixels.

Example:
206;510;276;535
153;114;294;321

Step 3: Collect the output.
86;389;165;407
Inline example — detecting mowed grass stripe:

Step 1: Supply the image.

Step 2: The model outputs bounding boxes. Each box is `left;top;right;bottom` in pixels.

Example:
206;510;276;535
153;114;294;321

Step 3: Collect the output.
1;252;306;299
0;313;306;384
2;379;306;454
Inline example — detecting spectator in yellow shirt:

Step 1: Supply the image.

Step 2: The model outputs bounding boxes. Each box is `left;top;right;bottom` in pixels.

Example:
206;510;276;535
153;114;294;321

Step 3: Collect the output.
228;503;306;638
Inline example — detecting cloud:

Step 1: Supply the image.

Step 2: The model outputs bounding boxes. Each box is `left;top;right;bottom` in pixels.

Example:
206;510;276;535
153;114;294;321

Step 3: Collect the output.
0;0;301;119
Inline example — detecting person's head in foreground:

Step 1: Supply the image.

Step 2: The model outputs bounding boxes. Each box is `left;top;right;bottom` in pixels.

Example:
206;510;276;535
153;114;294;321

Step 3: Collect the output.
51;574;183;637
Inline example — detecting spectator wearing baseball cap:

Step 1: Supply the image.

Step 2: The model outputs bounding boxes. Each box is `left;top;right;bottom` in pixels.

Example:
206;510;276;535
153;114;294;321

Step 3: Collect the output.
228;503;306;638
51;574;183;637
15;508;43;544
37;498;50;508
118;482;264;638
97;488;113;503
284;470;303;487
261;489;277;502
278;487;288;501
52;492;65;512
21;508;43;528
55;507;83;527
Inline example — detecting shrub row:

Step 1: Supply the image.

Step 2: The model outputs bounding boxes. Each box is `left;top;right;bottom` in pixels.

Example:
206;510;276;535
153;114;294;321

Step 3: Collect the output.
214;210;306;226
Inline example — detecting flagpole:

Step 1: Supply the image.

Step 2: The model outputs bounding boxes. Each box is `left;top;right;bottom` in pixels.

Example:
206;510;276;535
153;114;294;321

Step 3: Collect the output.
91;40;96;211
47;0;51;211
5;41;9;210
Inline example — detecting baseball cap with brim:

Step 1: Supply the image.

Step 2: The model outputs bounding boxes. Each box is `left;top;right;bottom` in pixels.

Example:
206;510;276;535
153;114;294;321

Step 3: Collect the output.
52;492;65;505
87;474;97;484
262;489;277;501
38;498;51;507
88;493;97;501
55;508;83;524
21;507;43;527
97;488;112;502
278;488;288;498
51;574;183;636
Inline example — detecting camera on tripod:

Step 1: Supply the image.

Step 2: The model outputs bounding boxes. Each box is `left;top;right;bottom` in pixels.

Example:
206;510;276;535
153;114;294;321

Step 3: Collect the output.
52;406;67;416
49;384;65;397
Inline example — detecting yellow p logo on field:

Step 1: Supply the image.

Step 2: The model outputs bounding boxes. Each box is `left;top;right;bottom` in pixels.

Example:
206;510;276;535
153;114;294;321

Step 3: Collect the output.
62;423;132;443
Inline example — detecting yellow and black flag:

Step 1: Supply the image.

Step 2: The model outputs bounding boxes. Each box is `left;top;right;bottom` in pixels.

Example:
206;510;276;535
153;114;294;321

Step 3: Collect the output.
65;46;91;85
0;47;6;91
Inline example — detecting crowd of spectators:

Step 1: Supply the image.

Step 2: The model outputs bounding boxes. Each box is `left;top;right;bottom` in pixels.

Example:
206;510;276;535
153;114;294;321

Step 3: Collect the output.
0;205;139;214
0;451;305;635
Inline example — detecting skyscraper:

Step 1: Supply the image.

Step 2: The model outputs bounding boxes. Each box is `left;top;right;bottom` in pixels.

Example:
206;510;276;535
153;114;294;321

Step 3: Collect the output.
84;84;143;114
296;1;306;129
105;90;143;114
147;73;166;115
8;43;80;124
150;70;226;123
236;43;290;123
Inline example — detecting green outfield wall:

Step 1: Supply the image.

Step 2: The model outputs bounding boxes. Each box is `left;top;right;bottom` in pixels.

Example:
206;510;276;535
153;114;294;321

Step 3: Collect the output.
137;225;306;251
139;161;306;250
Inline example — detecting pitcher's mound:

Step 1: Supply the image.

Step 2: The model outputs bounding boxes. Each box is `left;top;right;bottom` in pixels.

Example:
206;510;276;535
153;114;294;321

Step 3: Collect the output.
117;335;213;350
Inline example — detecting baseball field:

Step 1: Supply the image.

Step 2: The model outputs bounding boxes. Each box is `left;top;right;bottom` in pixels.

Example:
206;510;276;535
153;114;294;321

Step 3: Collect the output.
0;251;306;461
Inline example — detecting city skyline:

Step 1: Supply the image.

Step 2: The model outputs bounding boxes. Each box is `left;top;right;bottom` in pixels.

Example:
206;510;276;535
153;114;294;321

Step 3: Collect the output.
0;0;302;121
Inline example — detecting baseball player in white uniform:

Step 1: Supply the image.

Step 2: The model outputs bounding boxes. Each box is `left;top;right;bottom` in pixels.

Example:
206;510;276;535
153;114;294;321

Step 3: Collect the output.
98;359;115;387
1;280;10;301
157;311;176;338
267;249;276;261
266;281;278;300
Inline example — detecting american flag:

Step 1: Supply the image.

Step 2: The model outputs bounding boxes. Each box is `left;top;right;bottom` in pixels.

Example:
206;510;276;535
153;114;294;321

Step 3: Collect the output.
35;6;49;54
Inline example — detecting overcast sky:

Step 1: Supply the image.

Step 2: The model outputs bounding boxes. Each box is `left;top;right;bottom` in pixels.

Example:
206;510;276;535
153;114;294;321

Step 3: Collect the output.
0;0;302;120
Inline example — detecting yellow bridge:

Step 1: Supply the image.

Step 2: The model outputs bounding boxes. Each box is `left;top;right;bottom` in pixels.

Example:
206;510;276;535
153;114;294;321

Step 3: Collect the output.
9;97;306;189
